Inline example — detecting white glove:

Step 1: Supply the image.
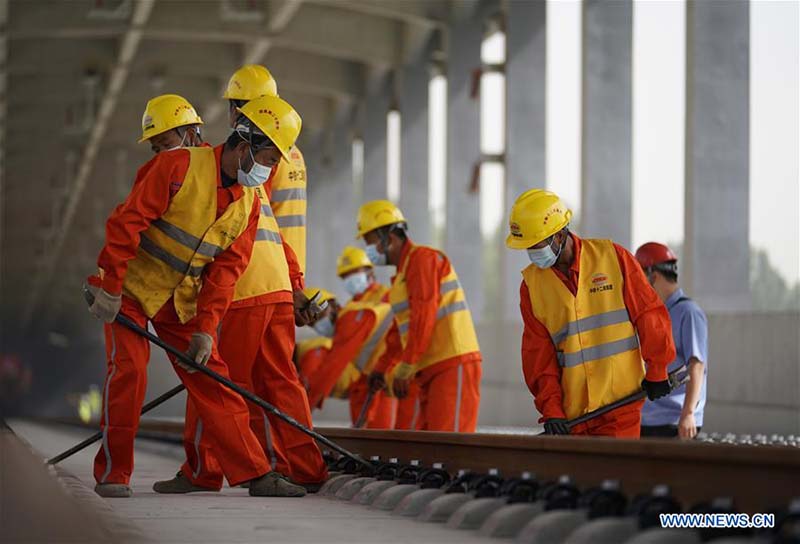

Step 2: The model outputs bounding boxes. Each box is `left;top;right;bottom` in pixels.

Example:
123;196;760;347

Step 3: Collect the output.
180;332;213;373
87;286;122;323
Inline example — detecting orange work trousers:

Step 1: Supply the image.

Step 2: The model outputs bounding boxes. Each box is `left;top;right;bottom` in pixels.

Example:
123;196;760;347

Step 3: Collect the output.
393;381;420;430
94;296;269;486
349;377;395;429
415;359;481;432
569;399;644;438
182;302;328;488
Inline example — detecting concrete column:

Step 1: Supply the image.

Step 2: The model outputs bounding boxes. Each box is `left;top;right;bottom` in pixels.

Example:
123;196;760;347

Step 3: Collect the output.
504;0;546;320
684;0;750;311
581;0;632;247
363;79;389;202
399;46;432;246
447;3;484;317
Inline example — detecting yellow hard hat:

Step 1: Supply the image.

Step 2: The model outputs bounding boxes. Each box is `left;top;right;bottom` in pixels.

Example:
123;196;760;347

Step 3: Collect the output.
356;200;407;239
236;95;301;162
302;287;336;304
337;246;373;276
139;94;203;143
506;189;573;249
223;64;278;101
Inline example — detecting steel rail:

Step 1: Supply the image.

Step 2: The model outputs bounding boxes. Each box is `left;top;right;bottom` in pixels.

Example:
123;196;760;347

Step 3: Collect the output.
49;417;800;514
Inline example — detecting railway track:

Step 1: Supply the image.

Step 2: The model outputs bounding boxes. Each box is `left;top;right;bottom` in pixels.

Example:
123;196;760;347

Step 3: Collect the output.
51;418;800;516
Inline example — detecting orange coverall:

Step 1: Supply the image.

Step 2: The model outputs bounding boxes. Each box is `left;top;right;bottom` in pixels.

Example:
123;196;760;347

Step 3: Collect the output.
376;241;482;432
181;147;327;489
93;148;269;486
520;233;675;438
305;283;395;429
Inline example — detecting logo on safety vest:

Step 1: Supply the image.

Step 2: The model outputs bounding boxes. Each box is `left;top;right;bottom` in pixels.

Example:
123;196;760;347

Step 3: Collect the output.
589;273;613;294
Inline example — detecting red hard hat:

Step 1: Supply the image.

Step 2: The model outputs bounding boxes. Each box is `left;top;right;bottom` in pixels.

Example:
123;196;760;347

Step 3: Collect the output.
635;242;678;269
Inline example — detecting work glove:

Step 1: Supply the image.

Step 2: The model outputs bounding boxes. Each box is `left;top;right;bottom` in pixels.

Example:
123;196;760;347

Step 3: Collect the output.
642;378;671;401
293;289;316;326
86;285;122;323
181;332;213;373
390;363;416;399
367;371;386;393
543;418;571;435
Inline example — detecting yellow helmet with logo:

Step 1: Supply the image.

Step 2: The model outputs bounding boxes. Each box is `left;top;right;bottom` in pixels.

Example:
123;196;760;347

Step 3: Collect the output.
139;94;203;143
337;246;373;276
506;189;573;249
236;95;301;161
302;287;336;305
356;200;407;239
223;64;278;100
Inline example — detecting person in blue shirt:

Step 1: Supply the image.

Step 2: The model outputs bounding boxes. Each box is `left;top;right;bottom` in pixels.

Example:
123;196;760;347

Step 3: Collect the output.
635;242;708;439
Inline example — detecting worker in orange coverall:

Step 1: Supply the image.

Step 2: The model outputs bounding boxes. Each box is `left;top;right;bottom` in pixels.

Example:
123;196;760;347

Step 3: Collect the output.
87;95;310;498
357;200;483;432
302;247;397;428
505;189;676;438
139;101;327;496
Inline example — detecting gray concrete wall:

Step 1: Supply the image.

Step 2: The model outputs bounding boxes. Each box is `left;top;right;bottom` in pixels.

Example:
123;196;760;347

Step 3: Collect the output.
504;0;547;321
683;0;751;312
580;0;633;248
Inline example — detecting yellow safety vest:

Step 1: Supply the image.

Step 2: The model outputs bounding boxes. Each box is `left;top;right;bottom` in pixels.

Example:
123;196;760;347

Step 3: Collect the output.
296;337;356;399
339;299;395;375
232;185;291;301
523;238;645;420
389;245;481;370
360;283;390;305
270;146;307;273
123;147;255;323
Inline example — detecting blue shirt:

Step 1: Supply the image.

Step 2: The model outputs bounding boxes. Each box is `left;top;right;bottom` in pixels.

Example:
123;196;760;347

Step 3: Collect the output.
641;288;708;426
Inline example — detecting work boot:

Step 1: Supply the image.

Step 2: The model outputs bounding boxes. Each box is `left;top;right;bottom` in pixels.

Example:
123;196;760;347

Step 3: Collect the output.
248;471;306;497
94;483;133;498
153;472;219;494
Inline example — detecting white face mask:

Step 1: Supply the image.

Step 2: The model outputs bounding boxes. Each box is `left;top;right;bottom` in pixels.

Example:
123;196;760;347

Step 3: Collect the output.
527;233;566;269
343;272;370;297
365;243;387;266
312;316;335;337
237;147;272;187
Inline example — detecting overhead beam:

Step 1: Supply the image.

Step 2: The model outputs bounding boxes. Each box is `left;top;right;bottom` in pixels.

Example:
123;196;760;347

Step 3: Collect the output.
200;0;304;125
22;0;156;328
304;0;445;29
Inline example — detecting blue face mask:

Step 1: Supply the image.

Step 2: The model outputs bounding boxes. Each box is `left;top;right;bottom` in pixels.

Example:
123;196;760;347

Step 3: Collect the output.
343;271;370;296
365;243;387;266
527;234;565;269
312;316;335;337
237;147;272;187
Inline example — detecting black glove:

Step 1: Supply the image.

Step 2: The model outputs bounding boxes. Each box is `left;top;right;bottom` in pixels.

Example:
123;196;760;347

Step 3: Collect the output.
642;378;671;400
544;418;570;435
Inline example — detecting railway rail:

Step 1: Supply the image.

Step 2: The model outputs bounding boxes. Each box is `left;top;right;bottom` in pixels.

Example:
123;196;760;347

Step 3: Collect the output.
51;418;800;515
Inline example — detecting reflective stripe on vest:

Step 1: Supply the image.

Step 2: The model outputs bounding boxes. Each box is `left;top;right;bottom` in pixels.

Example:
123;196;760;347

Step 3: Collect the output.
270;146;307;273
233;184;291;301
353;305;395;371
523;238;644;419
388;244;481;370
122;147;255;322
271;188;307;202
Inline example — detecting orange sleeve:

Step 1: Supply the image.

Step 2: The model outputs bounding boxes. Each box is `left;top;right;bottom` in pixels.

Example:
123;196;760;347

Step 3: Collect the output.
297;348;327;409
520;281;566;422
281;232;304;290
374;320;402;374
614;243;675;381
194;197;260;336
97;151;190;295
306;310;375;408
402;248;442;366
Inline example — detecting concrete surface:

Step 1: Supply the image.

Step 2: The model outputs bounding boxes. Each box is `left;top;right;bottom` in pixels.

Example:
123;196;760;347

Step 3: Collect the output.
8;420;496;544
